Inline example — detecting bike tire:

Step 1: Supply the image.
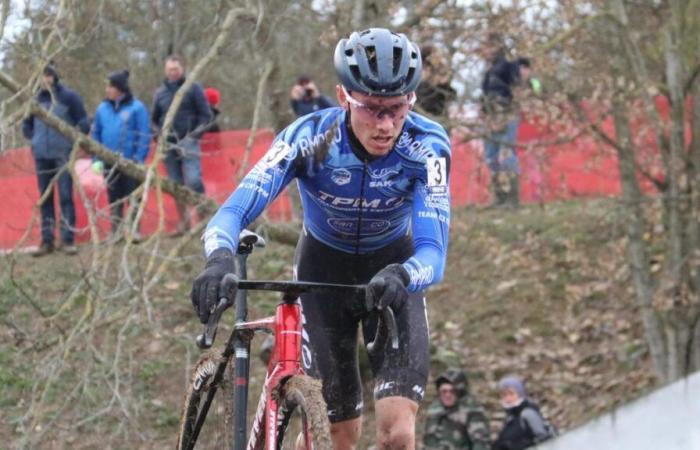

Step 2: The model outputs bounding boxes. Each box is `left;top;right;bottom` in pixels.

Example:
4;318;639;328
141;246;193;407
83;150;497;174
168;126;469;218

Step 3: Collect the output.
176;352;235;450
275;375;332;450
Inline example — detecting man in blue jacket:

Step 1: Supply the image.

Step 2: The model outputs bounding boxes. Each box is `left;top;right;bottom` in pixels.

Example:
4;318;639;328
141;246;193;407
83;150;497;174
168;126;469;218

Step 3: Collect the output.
92;70;151;241
22;64;89;256
151;55;212;234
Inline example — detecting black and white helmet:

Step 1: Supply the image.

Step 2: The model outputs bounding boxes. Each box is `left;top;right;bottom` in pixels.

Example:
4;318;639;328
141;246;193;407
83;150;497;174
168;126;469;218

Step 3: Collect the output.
334;28;422;96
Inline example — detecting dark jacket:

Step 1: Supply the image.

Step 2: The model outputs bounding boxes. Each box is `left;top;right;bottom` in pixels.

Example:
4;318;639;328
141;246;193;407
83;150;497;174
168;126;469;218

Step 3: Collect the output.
481;55;521;112
290;95;335;117
492;400;550;450
22;81;89;159
92;93;151;163
416;81;457;119
151;77;212;142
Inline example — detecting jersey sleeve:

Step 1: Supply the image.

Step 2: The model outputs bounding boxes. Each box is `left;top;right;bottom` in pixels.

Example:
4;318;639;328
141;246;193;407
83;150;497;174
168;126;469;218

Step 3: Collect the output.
203;134;299;256
402;141;451;292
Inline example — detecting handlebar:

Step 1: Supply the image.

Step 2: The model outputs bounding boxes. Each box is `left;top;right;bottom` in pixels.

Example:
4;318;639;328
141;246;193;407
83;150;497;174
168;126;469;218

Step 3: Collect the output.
196;274;399;353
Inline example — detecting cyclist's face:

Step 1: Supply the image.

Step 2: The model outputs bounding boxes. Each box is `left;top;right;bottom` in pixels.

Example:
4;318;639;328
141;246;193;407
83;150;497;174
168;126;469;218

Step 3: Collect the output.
337;85;413;156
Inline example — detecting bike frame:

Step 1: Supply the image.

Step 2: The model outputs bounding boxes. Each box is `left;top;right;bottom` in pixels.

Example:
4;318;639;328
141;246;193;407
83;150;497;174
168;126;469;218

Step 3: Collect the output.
228;248;312;450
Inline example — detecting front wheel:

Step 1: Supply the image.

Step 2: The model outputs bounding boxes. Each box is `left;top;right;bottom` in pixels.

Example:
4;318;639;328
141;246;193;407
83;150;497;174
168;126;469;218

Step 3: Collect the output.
176;352;234;450
276;375;332;450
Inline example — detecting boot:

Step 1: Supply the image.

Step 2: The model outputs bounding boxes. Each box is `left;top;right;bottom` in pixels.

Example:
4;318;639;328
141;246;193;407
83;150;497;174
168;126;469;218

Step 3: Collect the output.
505;172;520;209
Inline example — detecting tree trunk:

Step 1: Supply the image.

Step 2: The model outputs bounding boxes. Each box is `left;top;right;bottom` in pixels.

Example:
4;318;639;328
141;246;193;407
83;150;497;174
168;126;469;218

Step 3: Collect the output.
612;99;668;381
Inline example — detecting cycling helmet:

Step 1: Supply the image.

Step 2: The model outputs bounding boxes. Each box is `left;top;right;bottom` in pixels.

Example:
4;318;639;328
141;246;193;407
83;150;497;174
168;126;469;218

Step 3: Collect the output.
334;28;422;96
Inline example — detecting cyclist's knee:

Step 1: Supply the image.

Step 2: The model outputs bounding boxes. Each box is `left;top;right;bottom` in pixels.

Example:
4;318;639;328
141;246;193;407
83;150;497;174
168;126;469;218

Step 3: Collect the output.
330;417;361;449
375;397;417;449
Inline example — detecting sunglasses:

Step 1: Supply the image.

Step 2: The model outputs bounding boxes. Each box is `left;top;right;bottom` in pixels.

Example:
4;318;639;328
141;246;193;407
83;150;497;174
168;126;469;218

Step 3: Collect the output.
342;86;416;120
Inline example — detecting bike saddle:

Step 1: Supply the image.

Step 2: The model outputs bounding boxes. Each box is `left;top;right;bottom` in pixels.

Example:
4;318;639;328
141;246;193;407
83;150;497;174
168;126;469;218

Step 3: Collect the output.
239;229;266;248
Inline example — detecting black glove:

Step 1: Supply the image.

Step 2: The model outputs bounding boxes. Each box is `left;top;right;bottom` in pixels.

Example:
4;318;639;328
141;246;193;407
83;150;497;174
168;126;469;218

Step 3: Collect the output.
366;264;411;314
191;248;235;324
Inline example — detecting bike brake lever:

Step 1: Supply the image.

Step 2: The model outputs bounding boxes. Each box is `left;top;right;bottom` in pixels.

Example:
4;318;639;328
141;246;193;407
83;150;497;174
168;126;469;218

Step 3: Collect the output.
196;298;229;349
195;274;239;349
366;307;399;355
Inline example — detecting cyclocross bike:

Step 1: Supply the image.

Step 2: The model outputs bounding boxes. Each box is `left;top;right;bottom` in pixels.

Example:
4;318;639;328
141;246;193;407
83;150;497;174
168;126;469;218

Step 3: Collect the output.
176;230;398;450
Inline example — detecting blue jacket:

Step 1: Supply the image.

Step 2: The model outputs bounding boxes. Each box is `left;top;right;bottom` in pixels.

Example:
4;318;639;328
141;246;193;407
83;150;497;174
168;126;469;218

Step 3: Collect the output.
92;93;151;163
22;81;89;160
151;77;212;142
481;55;521;109
205;107;451;293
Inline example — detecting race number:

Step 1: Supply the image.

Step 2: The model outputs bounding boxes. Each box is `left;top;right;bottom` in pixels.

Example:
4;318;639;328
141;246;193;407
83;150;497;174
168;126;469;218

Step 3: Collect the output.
426;157;447;194
261;140;292;168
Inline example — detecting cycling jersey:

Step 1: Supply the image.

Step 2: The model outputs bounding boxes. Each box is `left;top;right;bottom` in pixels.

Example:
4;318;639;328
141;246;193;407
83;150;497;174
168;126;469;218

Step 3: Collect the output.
204;107;451;292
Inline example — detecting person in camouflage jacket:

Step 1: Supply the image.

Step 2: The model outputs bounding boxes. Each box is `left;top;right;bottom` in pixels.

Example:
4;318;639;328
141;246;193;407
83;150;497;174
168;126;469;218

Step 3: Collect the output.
423;367;491;450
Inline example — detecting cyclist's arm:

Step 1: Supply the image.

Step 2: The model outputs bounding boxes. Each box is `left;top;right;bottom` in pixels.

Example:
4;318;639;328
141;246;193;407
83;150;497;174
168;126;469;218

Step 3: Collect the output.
204;139;298;256
402;151;451;292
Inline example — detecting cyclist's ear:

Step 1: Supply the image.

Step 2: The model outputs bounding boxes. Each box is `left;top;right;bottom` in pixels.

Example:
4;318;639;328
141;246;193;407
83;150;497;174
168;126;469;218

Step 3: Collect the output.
336;85;349;109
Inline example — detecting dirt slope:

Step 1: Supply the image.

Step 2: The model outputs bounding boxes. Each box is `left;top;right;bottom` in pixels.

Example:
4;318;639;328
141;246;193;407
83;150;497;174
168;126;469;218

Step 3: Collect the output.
0;198;654;449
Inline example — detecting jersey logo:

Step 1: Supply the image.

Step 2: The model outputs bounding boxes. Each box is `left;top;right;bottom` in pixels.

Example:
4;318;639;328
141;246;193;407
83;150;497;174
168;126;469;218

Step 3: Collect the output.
331;168;352;185
426;157;447;194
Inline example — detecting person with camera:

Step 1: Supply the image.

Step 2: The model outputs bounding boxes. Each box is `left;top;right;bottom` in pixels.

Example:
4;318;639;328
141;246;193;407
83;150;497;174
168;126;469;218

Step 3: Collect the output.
289;74;336;117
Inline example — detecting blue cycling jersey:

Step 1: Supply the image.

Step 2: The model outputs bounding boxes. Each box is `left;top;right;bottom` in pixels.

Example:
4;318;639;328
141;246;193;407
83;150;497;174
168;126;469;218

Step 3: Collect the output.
204;107;451;292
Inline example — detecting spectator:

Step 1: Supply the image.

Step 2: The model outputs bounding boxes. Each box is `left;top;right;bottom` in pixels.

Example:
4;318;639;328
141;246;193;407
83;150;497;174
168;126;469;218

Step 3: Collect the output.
91;70;151;242
289;75;335;117
416;45;456;130
516;58;542;95
203;87;221;133
480;33;522;208
423;367;491;450
492;375;556;450
22;63;89;256
151;55;212;234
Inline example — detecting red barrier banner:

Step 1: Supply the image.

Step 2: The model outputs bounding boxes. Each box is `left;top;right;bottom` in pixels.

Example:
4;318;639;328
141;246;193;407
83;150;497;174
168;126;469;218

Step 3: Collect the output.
0;130;291;250
1;115;664;251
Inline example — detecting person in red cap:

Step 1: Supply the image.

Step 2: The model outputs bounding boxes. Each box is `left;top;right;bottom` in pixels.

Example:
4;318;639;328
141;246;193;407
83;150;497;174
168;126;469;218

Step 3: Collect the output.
203;87;221;132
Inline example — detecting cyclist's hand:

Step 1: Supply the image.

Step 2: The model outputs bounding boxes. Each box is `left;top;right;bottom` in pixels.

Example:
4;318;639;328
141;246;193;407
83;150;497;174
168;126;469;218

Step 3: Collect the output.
190;248;235;324
366;263;410;314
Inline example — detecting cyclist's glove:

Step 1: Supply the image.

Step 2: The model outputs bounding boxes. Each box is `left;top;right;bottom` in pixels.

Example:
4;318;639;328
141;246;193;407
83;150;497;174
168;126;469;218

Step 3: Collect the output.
191;248;235;324
366;263;411;314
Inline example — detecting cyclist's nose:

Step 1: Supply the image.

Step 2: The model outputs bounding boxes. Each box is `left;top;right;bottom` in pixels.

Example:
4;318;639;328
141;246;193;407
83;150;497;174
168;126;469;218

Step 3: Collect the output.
375;113;395;132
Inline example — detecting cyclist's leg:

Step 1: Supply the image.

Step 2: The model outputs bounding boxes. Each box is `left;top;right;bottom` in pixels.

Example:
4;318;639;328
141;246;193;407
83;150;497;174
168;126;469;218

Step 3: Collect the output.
295;230;366;447
375;397;418;449
362;292;429;450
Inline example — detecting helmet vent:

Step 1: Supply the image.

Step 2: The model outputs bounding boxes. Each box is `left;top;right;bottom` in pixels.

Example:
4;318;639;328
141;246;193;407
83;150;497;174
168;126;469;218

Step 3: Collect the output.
366;46;378;75
393;47;403;76
345;48;354;57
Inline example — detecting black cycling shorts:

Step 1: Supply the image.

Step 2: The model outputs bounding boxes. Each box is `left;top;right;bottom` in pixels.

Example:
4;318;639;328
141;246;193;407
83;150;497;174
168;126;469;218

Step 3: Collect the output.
294;228;429;423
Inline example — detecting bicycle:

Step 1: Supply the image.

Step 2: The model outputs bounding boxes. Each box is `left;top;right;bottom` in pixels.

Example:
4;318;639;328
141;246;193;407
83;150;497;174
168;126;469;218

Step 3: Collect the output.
176;230;398;450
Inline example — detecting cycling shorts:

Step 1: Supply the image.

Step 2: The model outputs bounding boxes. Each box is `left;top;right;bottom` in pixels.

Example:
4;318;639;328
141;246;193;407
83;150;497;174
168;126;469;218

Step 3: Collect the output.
294;228;430;423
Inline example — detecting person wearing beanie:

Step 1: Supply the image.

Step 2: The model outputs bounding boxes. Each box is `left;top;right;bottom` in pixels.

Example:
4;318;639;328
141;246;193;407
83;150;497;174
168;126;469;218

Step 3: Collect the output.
203;87;221;133
22;62;89;256
151;55;212;235
91;69;151;242
423;367;491;450
492;375;555;450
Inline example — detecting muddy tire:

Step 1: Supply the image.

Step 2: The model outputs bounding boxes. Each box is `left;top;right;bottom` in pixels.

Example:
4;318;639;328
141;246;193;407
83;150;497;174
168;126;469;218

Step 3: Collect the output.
276;375;332;449
176;353;234;450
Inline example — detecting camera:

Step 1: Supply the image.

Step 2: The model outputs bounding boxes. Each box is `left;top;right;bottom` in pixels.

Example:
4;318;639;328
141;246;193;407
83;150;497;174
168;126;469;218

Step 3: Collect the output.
304;88;314;97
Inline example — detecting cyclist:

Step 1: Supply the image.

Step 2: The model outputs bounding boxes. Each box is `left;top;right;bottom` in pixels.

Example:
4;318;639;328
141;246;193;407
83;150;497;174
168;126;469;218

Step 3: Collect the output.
191;28;451;449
